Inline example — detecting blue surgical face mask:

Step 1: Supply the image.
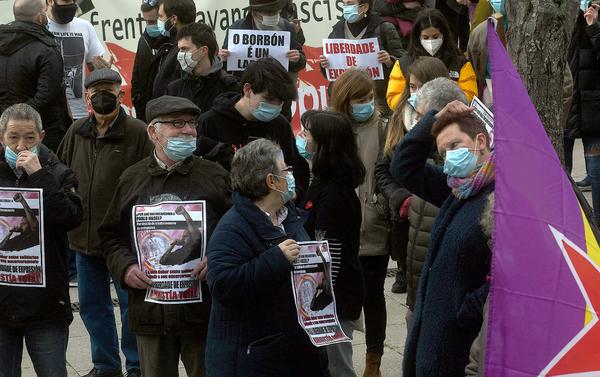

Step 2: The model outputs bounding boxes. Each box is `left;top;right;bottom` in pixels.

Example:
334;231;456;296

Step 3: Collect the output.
351;99;375;122
490;0;505;15
4;145;38;169
296;136;312;160
160;136;196;162
443;142;479;178
146;24;161;38
252;101;283;122
157;18;171;37
275;172;296;204
408;92;418;110
343;4;361;23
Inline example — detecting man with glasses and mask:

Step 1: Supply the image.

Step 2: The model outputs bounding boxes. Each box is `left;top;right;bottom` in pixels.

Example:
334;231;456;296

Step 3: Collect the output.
99;95;231;377
220;0;306;120
58;69;153;377
166;22;239;113
47;0;111;122
196;57;310;200
0;0;71;152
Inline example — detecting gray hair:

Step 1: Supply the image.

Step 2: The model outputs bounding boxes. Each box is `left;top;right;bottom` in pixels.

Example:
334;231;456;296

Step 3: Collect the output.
231;138;282;200
0;103;43;134
13;0;45;22
418;77;468;113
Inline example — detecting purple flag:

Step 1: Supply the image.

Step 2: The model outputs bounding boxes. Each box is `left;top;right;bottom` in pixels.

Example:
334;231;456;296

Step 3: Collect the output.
485;20;600;376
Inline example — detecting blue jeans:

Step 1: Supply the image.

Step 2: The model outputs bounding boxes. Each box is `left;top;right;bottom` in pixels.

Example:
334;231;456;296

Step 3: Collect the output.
76;253;139;372
584;137;600;224
0;321;69;377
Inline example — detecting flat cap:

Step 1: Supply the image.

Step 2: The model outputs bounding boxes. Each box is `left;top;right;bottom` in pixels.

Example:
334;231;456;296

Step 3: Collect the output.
84;68;122;89
146;95;201;122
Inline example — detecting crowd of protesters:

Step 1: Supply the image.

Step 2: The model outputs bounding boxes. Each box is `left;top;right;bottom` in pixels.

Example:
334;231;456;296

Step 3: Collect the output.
0;0;596;376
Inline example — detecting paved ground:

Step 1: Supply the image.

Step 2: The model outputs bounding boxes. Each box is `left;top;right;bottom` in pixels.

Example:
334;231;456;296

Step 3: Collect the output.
19;140;590;376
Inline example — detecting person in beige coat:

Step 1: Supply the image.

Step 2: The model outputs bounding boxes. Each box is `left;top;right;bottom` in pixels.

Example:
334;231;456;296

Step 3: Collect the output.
330;68;391;377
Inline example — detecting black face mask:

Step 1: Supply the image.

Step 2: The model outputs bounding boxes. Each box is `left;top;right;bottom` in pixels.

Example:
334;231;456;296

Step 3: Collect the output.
51;3;78;24
91;91;118;115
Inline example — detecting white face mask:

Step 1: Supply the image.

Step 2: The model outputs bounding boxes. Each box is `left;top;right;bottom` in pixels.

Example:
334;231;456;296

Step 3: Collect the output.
421;38;443;56
177;50;198;73
260;14;280;27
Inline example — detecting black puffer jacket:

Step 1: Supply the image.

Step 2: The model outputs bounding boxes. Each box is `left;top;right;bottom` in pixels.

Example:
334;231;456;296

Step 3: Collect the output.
567;12;600;138
405;195;439;310
100;155;231;335
0;145;82;327
0;21;71;151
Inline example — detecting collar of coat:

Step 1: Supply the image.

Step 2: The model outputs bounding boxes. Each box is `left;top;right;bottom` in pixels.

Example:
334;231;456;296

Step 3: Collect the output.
75;107;128;140
232;191;308;241
146;152;195;176
0;144;56;180
331;12;386;37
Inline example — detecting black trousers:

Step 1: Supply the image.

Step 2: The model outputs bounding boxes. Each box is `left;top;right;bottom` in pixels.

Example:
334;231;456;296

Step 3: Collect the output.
359;254;390;355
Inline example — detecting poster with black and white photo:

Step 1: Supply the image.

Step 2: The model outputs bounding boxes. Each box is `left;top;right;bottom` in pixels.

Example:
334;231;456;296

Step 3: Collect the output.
471;96;494;146
132;201;206;304
227;29;291;71
291;241;350;347
0;188;45;288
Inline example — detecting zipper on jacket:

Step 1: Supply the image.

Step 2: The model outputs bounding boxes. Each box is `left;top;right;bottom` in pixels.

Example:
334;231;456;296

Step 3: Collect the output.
85;139;100;252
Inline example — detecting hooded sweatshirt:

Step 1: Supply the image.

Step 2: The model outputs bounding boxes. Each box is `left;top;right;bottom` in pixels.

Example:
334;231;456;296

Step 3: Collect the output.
166;57;240;113
196;92;310;197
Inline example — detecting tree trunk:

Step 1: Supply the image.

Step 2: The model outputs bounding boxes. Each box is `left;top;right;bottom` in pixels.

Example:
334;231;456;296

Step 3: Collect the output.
505;0;579;163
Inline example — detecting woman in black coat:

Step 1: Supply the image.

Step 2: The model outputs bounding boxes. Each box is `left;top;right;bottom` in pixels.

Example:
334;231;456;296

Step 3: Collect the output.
205;138;327;377
299;111;366;377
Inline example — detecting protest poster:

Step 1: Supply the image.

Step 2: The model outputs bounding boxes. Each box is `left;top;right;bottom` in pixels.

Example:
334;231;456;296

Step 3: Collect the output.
291;241;350;347
322;37;384;81
0;188;44;288
132;201;207;305
471;96;494;146
227;29;291;71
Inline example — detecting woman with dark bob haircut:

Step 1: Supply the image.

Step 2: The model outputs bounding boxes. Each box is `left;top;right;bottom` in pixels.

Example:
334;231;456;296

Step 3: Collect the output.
299;110;366;377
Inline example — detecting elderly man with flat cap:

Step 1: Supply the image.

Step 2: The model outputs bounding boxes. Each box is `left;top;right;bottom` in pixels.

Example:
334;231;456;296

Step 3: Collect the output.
58;68;152;377
99;95;231;377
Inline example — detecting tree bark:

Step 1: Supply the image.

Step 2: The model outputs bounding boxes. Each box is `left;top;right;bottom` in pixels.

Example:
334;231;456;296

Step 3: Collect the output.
505;0;579;163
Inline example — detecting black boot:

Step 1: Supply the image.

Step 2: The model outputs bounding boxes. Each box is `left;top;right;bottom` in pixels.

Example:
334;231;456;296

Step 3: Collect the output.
391;270;407;294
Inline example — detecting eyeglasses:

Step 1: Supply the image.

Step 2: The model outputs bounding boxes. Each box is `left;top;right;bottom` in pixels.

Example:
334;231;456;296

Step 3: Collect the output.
142;0;159;6
153;119;198;128
273;166;293;179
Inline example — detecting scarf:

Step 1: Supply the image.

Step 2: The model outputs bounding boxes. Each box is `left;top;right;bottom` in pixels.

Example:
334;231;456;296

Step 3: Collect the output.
447;153;495;199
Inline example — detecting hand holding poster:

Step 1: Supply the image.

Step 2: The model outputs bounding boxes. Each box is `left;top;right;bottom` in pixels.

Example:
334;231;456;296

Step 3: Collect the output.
227;29;291;72
291;241;350;347
323;38;384;81
0;188;44;287
132;201;207;304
